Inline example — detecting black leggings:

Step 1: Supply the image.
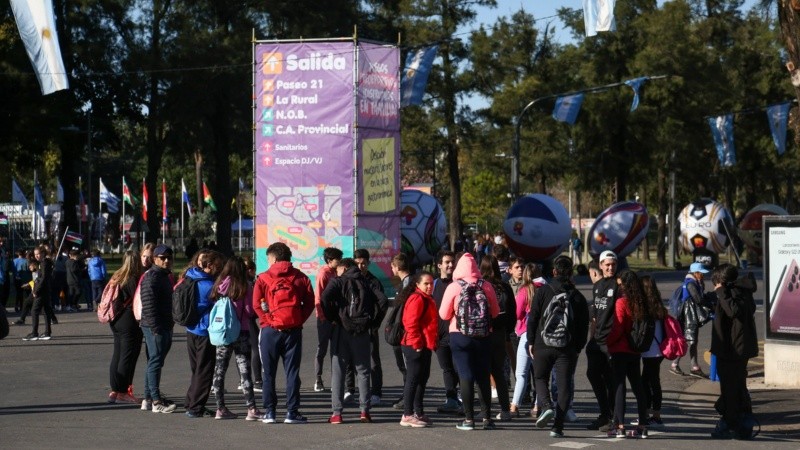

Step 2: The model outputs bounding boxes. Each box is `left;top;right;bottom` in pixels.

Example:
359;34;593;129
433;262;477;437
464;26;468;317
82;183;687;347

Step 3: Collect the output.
109;308;144;392
611;352;648;427
489;330;510;412
401;346;432;416
641;356;663;412
450;332;492;421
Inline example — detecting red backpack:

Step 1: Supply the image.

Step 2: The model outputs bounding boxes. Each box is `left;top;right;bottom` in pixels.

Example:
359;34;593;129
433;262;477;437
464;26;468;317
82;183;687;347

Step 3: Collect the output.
266;275;304;330
657;315;688;360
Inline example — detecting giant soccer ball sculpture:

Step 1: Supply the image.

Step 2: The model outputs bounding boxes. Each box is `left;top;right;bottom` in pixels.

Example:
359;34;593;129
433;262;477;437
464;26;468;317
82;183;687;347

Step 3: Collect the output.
738;203;788;254
588;201;650;259
399;189;447;266
503;194;571;262
678;198;734;254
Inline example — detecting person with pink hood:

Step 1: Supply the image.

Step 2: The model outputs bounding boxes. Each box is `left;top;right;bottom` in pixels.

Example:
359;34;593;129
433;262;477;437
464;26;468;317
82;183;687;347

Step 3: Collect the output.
439;253;500;430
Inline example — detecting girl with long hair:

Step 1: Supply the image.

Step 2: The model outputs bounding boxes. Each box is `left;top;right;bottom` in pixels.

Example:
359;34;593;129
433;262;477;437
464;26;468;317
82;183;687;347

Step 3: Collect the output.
107;250;144;404
607;270;651;438
509;263;545;417
209;257;262;420
638;276;667;427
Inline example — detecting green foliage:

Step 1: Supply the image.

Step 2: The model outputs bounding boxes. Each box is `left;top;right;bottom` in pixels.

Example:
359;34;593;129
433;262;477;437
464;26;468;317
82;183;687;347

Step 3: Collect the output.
188;208;215;243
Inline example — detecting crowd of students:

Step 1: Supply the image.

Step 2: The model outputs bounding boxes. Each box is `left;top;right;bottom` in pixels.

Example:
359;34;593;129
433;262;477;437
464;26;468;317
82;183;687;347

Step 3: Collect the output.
11;238;757;440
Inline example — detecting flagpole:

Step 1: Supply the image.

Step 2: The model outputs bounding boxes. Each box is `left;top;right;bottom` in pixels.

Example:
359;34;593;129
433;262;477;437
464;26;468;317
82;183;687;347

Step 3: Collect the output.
32;170;37;241
161;178;165;243
122;176;126;250
56;226;69;261
181;178;185;250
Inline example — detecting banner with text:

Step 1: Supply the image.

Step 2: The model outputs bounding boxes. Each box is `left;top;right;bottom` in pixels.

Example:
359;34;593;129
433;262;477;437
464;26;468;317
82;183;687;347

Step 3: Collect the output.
255;41;356;279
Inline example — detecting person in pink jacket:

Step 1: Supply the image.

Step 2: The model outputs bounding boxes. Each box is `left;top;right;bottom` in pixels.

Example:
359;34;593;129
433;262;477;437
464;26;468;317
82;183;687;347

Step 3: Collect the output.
510;263;546;416
439;253;499;430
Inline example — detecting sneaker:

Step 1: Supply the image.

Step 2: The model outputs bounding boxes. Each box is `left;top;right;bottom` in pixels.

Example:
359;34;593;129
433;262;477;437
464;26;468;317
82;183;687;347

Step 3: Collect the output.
640;428;649;439
116;392;141;404
253;384;263;393
400;414;427;428
369;394;381;406
152;399;177;413
185;409;206;418
51;316;58;325
648;416;664;427
690;368;707;379
598;422;612;433
415;414;432;426
565;409;578;422
22;333;38;341
39;333;51;340
237;384;243;390
329;413;343;424
215;407;238;420
456;420;475;431
627;428;644;438
392;397;405;410
437;397;462;414
587;415;609;430
360;412;372;423
314;378;325;392
482;419;496;430
284;411;308;424
13;319;24;325
246;407;263;421
610;427;625;438
491;387;498;400
261;411;276;424
141;399;152;411
550;429;565;438
107;391;118;404
343;391;355;404
495;410;512;421
669;365;685;376
536;409;554;428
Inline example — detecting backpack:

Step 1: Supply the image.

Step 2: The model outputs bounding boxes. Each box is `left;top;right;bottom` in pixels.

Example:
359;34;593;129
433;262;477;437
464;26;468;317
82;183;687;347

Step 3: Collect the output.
132;273;146;321
207;296;242;346
172;277;201;327
656;315;687;360
493;282;517;333
384;299;407;346
455;279;491;337
540;286;572;348
338;278;376;335
668;284;686;318
97;281;123;324
265;275;304;330
629;317;657;353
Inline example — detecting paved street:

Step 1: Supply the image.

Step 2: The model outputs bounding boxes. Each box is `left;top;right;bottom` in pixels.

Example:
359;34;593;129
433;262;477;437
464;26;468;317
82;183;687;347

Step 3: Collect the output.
1;268;798;448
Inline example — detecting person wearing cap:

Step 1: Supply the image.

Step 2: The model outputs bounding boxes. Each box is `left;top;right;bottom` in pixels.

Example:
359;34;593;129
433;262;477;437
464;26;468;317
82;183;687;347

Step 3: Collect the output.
584;250;619;432
139;244;177;413
670;262;710;378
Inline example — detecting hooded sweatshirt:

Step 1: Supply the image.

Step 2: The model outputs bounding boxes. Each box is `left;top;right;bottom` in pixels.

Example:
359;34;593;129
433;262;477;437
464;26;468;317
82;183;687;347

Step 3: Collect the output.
438;253;499;333
184;266;216;336
252;261;314;330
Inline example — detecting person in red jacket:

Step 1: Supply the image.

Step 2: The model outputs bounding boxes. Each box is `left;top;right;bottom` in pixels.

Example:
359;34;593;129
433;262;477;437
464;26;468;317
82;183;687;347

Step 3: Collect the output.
606;270;652;439
252;242;315;424
398;272;439;428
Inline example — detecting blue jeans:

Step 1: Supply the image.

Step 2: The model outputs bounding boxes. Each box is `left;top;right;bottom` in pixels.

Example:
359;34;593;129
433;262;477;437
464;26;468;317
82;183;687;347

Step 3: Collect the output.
91;280;105;307
512;332;532;406
260;327;303;415
142;326;173;402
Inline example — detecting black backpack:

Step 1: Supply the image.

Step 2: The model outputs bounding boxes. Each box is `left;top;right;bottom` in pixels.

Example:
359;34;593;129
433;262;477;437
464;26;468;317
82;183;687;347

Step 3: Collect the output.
540;287;572;348
628;317;657;352
172;277;201;327
338;278;375;335
384;298;407;346
493;282;517;333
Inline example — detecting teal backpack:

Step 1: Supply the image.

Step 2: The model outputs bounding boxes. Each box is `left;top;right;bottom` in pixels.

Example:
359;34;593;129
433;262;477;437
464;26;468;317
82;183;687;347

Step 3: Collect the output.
208;297;242;346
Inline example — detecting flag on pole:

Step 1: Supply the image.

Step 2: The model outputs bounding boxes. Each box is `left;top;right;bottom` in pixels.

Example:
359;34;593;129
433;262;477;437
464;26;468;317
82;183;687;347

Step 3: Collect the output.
65;230;83;246
203;182;217;211
624;77;649;112
142;179;149;221
708;114;736;167
239;177;246;192
122;177;137;206
79;190;87;222
161;179;168;223
583;0;617;37
33;182;45;218
12;179;29;209
552;94;584;125
767;102;791;156
99;178;120;213
181;179;193;217
400;46;438;107
9;0;69;95
56;177;64;202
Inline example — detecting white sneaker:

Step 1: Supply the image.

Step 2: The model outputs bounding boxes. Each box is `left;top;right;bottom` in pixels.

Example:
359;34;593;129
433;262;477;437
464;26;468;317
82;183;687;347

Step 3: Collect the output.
151;399;176;413
491;387;498;400
313;379;325;392
343;391;354;403
141;399;152;411
566;409;578;422
370;394;381;406
495;410;512;421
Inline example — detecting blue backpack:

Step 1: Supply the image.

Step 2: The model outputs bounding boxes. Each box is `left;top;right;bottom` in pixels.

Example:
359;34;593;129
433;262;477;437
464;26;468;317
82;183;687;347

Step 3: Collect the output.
208;297;242;346
669;279;694;318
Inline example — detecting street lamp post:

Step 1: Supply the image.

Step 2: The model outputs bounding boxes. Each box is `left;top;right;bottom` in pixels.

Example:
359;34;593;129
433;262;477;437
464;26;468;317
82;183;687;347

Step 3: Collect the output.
511;75;670;201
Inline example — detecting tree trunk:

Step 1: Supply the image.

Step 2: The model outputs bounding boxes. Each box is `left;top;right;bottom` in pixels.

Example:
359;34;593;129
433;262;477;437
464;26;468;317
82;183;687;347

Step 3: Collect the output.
440;16;463;250
641;184;650;261
656;168;667;267
195;150;203;214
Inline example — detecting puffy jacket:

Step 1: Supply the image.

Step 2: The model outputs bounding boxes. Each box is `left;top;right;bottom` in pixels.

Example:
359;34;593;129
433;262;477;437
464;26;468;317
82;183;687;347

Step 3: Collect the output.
711;275;758;360
139;265;175;332
87;256;107;281
184;267;216;336
252;261;314;329
438;253;499;333
527;277;589;354
401;289;439;351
